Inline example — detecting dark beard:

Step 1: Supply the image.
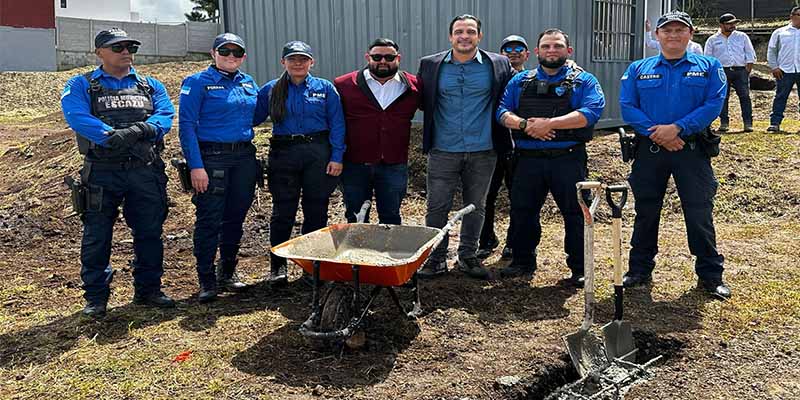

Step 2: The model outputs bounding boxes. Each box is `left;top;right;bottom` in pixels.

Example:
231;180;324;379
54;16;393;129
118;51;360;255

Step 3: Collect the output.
368;64;398;78
538;55;567;69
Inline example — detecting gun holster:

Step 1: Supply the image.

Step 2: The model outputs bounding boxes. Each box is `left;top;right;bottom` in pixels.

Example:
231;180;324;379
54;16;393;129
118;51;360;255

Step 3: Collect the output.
64;175;103;214
170;158;193;192
619;128;638;163
255;157;268;188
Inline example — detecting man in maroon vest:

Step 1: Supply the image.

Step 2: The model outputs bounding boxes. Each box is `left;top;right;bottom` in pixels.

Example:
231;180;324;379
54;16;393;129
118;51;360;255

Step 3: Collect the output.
334;38;421;224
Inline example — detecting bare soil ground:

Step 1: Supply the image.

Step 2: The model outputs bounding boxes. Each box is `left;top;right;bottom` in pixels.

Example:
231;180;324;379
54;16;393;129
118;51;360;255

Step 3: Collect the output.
0;62;798;399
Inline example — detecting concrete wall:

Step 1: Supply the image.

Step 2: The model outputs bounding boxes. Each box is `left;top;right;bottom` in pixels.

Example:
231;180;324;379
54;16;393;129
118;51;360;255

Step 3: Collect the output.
0;26;56;71
55;17;220;70
55;0;132;22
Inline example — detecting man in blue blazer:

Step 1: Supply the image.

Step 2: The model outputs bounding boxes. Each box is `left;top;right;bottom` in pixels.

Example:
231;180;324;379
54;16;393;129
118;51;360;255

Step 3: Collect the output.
416;14;514;280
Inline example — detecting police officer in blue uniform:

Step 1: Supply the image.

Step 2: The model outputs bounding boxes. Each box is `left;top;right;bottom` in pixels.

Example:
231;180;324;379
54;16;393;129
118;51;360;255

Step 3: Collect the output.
61;28;176;318
619;11;731;300
496;28;605;283
253;41;346;285
179;33;259;303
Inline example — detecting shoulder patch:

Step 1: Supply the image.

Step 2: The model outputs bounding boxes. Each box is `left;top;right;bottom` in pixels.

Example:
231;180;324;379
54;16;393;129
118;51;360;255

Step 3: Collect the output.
684;71;708;78
621;73;628;81
718;68;727;83
61;85;71;100
180;86;191;95
637;73;662;80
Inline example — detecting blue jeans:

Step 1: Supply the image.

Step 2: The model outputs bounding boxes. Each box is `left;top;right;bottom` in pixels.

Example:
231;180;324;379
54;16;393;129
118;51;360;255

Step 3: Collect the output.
341;162;408;224
720;67;752;125
770;72;800;126
425;149;497;261
80;158;168;304
192;145;259;289
627;137;724;281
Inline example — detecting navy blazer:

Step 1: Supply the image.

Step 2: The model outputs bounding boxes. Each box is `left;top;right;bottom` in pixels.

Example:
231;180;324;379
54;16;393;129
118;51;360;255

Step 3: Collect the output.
416;49;513;154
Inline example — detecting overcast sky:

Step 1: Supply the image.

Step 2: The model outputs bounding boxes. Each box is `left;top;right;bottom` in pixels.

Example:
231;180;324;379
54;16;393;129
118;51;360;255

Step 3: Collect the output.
131;0;196;23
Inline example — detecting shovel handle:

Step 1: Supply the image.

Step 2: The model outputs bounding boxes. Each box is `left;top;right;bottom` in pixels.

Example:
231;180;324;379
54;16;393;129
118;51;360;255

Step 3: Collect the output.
576;181;603;225
605;184;628;219
354;200;372;223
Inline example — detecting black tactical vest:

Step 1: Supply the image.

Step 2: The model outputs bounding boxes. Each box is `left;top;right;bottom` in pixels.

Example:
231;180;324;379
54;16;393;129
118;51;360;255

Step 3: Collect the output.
512;69;594;143
76;71;155;159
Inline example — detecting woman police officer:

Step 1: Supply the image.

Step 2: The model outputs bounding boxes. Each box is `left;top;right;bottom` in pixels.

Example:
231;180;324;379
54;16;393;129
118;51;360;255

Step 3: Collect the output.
178;33;260;302
254;41;346;286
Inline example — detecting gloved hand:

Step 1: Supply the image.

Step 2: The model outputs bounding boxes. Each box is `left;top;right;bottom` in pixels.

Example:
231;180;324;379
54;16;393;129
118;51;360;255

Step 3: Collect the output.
105;122;156;149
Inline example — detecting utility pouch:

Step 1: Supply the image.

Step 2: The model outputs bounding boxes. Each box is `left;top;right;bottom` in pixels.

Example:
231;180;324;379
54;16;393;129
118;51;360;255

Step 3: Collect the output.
86;184;103;212
255;157;267;188
619;128;638;163
64;176;87;214
697;127;721;158
170;158;192;192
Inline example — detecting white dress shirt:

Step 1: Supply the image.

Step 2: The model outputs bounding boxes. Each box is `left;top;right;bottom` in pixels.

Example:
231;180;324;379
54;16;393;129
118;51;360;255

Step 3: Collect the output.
704;30;757;67
768;24;800;73
645;32;703;54
363;69;405;110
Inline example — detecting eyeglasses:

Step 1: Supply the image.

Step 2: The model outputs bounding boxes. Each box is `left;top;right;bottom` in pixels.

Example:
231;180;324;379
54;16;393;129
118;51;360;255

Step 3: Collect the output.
217;47;245;58
108;43;139;54
369;54;398;62
503;45;526;53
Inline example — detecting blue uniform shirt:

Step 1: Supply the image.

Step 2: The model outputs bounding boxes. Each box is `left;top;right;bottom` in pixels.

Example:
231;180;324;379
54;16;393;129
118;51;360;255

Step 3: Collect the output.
433;50;494;152
61;67;174;147
178;66;259;169
619;52;726;137
497;65;605;149
253;74;346;163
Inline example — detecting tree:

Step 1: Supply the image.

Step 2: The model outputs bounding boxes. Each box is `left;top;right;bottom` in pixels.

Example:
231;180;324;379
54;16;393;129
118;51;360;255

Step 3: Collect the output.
185;0;219;22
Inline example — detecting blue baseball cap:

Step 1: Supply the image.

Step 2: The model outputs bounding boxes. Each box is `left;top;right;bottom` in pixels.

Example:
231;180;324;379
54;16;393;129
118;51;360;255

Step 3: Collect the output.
656;11;693;29
213;33;246;51
95;28;141;48
282;41;313;59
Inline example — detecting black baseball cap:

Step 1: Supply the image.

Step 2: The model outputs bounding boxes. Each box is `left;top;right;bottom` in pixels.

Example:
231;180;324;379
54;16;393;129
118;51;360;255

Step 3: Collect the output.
500;35;528;50
282;41;313;59
656;11;693;29
719;13;741;24
95;28;141;48
213;33;246;51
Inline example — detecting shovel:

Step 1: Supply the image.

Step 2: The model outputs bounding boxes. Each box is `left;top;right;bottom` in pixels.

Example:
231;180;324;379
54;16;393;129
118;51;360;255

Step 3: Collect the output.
564;181;609;377
602;184;638;362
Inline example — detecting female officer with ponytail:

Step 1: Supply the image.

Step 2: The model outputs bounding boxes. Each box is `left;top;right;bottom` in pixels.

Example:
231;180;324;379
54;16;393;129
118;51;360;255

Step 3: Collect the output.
254;40;346;286
179;33;260;303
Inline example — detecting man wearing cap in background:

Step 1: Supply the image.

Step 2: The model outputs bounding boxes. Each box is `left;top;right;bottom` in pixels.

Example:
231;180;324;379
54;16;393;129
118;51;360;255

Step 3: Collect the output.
619;11;731;300
766;6;800;133
644;18;703;55
704;13;756;133
477;34;529;260
61;28;176;318
334;38;420;225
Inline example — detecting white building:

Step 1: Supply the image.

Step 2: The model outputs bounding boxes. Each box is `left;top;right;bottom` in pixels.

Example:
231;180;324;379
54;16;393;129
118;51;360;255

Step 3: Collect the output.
55;0;135;22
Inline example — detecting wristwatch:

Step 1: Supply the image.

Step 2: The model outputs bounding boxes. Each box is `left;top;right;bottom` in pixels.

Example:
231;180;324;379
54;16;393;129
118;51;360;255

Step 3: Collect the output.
518;119;527;130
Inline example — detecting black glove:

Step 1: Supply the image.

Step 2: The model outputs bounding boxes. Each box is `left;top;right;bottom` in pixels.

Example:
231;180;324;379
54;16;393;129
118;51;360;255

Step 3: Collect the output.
105;122;156;149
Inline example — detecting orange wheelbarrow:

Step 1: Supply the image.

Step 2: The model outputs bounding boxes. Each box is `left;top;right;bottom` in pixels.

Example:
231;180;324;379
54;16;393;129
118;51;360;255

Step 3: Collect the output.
271;203;475;348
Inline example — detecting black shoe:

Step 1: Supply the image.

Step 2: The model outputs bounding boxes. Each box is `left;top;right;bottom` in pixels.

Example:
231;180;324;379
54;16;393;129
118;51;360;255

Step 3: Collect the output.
698;278;731;300
499;263;535;279
564;272;585;288
500;246;513;260
133;291;176;308
476;247;494;260
82;302;107;319
717;123;728;132
743;123;753;133
417;259;448;279
767;125;780;133
198;288;218;303
218;272;249;292
457;257;490;280
267;263;289;287
622;273;652;288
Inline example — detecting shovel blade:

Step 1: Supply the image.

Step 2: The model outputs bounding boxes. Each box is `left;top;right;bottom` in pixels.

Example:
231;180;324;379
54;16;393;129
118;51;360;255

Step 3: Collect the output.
602;320;637;362
563;330;609;377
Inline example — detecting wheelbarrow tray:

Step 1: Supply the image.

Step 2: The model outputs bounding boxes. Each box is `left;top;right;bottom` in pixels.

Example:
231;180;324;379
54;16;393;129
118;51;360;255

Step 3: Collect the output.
271;223;442;287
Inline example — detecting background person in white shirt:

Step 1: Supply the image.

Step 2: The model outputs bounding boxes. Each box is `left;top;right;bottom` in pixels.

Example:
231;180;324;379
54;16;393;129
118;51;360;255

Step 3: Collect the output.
704;13;756;132
645;18;703;54
767;7;800;133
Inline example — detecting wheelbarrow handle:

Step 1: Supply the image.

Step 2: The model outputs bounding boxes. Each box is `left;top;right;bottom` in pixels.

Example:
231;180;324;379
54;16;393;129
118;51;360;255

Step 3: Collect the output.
605;184;628;219
355;200;372;223
429;204;476;250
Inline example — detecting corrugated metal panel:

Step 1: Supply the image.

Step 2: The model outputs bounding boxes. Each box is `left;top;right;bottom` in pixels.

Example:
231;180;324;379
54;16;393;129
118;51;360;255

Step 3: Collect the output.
223;0;646;128
0;0;55;29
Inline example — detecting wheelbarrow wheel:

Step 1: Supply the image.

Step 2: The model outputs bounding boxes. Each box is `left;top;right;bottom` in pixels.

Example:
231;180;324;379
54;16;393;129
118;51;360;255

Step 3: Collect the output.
312;284;366;350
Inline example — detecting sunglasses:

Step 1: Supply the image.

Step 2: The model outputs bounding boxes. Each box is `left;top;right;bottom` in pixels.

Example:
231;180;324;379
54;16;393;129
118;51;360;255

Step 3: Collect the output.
217;47;245;58
503;45;526;53
108;43;139;54
369;54;398;62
